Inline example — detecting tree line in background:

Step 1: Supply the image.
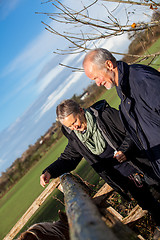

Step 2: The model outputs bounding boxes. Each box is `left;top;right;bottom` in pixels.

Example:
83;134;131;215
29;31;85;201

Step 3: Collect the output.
0;7;160;199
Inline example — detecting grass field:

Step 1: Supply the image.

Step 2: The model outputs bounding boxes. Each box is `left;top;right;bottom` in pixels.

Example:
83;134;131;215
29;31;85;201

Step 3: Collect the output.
1;38;160;239
0;136;68;239
137;38;160;68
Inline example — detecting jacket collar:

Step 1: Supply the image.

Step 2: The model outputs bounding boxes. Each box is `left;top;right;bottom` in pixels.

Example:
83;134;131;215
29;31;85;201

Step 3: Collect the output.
63;125;72;134
90;100;109;117
117;61;130;97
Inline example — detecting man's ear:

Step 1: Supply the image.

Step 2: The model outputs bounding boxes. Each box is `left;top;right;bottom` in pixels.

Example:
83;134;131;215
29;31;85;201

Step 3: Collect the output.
105;60;114;70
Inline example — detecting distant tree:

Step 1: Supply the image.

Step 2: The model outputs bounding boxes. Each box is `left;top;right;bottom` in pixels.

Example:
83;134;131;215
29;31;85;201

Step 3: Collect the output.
122;9;160;64
152;9;160;21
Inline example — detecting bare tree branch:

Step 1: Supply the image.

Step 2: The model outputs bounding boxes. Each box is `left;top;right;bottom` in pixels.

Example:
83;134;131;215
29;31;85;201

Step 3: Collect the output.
102;0;160;7
38;0;160;68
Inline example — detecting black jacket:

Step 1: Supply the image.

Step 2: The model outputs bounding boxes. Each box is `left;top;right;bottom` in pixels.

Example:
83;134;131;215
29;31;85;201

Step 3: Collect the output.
43;100;158;196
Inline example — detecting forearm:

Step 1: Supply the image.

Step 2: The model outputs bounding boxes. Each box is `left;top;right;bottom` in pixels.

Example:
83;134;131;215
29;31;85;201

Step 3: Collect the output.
43;158;80;178
118;133;138;159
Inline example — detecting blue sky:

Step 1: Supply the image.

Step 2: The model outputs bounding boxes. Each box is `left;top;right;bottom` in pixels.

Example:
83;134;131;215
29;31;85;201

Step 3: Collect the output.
0;0;153;174
0;0;52;131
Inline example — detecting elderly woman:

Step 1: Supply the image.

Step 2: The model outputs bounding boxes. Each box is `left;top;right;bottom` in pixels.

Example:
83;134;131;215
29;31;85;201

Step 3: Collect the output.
40;99;160;228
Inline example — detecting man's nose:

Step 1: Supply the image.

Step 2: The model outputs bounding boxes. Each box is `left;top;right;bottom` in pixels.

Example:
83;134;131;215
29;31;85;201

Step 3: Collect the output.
95;79;101;86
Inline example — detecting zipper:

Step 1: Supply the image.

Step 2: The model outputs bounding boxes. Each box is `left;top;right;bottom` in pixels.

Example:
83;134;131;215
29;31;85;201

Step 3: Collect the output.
96;120;117;151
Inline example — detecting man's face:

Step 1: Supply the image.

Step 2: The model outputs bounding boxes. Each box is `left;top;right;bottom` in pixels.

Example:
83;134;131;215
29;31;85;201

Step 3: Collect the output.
62;111;87;132
84;62;116;90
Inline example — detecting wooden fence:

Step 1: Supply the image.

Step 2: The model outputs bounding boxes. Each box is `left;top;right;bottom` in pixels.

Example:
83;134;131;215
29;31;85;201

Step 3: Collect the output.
60;173;145;240
4;173;147;239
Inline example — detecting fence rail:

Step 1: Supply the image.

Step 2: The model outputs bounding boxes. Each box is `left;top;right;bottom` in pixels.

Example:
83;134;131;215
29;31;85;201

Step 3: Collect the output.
4;173;146;240
60;173;140;240
3;178;60;240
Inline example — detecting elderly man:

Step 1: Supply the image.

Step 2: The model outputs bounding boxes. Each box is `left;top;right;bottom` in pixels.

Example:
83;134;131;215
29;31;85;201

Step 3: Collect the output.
40;99;160;228
83;48;160;180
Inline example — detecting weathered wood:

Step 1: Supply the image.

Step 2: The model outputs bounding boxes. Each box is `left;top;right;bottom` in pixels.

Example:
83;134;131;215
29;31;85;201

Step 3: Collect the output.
4;175;147;240
93;182;113;197
122;205;147;225
60;173;140;240
93;182;147;225
93;184;139;239
92;182;146;239
137;235;145;240
59;176;146;238
60;173;119;240
101;208;139;240
3;178;60;240
107;206;123;221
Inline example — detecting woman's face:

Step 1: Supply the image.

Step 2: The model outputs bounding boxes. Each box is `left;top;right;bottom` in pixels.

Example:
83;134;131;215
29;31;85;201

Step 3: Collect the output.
62;110;87;132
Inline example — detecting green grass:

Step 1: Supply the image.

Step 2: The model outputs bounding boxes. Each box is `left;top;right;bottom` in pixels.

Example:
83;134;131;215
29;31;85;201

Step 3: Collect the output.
16;188;65;238
137;38;160;69
0;137;67;239
99;87;121;110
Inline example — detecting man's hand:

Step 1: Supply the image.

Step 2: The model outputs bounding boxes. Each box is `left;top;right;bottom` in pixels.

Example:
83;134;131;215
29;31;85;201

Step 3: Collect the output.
40;171;51;187
113;151;127;163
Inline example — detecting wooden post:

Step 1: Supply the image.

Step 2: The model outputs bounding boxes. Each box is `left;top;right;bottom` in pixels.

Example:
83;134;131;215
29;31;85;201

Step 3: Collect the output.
61;174;141;240
61;173;121;240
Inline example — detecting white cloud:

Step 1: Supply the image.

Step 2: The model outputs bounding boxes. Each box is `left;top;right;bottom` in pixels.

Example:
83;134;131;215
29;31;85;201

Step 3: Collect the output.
0;29;61;79
35;71;84;122
0;57;49;109
100;33;130;54
0;158;4;164
37;64;63;93
7;117;21;133
37;53;80;93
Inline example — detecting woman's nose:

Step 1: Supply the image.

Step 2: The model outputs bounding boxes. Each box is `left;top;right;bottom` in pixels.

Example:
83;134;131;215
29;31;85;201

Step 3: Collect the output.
70;123;77;130
74;124;78;130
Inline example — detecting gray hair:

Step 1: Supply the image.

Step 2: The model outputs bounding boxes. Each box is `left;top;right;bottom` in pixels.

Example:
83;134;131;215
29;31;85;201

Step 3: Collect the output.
83;48;116;69
56;99;80;123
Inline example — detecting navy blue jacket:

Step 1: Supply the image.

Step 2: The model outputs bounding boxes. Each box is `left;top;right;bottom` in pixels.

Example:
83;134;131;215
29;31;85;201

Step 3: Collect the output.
116;61;160;178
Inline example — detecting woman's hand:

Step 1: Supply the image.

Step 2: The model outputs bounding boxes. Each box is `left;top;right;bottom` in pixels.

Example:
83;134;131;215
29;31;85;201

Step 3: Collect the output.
40;171;51;187
113;151;127;163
